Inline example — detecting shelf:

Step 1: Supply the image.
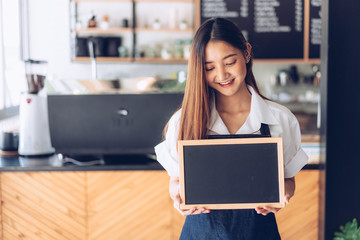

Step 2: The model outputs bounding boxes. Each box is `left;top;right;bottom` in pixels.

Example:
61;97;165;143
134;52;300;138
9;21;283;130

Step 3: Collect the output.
134;0;193;2
74;28;132;34
73;57;132;62
74;28;192;36
71;0;197;64
253;58;321;64
135;28;193;33
73;0;193;2
134;57;188;63
73;0;131;2
72;57;189;63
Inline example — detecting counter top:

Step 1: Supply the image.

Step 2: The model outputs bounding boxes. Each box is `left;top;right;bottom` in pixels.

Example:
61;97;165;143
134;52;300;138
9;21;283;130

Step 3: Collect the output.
0;154;164;172
0;153;320;172
0;133;320;172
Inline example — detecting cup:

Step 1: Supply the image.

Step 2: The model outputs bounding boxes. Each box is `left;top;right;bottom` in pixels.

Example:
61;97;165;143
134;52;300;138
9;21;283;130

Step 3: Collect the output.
0;131;19;151
122;18;129;28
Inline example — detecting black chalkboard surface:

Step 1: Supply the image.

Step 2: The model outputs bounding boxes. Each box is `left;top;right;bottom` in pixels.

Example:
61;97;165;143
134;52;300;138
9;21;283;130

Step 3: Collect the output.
178;137;284;209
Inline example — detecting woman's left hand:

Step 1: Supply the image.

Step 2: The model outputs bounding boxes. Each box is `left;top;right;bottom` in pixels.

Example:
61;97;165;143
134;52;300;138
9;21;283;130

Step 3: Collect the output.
255;177;295;216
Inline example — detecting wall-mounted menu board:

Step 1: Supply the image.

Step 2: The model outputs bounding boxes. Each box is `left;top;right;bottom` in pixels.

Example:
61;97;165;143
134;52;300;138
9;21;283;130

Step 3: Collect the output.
309;0;321;58
201;0;313;60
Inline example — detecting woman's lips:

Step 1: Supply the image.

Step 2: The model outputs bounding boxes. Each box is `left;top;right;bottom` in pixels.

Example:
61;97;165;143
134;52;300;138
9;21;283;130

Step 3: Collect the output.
218;79;235;87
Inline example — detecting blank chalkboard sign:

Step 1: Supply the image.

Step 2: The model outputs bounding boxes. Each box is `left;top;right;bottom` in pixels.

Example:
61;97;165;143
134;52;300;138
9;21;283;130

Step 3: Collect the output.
178;137;284;209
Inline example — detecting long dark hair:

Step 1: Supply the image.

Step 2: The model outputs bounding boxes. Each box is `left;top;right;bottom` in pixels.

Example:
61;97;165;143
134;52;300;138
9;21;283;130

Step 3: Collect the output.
176;18;265;140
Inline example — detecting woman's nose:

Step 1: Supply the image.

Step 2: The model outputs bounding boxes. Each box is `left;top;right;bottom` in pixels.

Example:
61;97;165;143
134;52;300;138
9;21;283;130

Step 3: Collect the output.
216;66;227;82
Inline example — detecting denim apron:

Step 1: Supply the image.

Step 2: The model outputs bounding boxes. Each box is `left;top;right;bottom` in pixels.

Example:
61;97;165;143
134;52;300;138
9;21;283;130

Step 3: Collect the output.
179;124;281;240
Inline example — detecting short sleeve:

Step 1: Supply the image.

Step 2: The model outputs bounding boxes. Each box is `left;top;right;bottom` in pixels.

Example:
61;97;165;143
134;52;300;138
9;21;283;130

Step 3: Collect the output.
154;110;181;177
282;115;309;178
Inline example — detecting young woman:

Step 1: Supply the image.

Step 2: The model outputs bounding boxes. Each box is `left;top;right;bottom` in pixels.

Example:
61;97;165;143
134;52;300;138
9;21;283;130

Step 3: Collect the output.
155;17;308;240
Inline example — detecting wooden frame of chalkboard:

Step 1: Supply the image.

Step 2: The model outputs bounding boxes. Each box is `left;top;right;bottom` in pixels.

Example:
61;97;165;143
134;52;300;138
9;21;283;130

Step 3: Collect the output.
178;137;285;210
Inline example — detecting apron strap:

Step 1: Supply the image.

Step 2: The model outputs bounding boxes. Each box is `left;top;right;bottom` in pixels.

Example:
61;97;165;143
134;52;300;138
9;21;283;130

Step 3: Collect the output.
260;123;271;137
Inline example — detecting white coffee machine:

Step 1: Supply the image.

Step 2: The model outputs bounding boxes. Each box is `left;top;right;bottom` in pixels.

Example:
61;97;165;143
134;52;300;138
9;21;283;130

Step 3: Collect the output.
18;60;55;156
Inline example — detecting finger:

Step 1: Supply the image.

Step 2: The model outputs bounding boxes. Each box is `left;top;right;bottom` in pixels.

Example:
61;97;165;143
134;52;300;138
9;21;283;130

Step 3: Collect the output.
191;208;209;215
181;208;196;216
181;207;211;216
259;210;269;216
263;206;281;213
255;207;267;212
255;207;268;215
256;207;277;216
255;207;262;213
191;209;203;215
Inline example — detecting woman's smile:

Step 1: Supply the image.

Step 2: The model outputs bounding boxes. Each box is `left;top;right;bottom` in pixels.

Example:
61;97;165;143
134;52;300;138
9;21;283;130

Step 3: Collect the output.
217;78;235;87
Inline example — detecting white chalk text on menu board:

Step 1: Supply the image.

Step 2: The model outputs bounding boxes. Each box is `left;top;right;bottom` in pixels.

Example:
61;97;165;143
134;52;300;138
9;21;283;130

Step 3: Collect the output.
201;0;305;59
309;0;321;58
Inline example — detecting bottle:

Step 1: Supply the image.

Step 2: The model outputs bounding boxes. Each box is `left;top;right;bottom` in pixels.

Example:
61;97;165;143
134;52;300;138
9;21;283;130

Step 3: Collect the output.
99;14;109;30
88;14;97;28
169;8;177;29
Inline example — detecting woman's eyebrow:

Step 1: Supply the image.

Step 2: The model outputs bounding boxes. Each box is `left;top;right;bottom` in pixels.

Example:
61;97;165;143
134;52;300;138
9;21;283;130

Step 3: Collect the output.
205;53;237;64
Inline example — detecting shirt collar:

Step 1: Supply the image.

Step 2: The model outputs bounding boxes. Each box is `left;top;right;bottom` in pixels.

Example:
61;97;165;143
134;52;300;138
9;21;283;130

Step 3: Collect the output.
208;85;279;135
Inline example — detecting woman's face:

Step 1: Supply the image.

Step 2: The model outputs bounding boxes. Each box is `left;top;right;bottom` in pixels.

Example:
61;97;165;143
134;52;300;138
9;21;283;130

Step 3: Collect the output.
204;40;250;98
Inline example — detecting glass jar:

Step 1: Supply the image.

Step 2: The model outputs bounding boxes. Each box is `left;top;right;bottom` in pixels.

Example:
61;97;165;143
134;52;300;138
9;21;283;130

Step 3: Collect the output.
174;39;183;59
118;46;129;58
161;43;172;59
183;39;192;60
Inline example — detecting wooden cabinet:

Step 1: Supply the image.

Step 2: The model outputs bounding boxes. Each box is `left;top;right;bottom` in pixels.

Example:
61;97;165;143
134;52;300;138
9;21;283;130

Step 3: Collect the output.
0;171;177;240
1;172;87;240
86;171;172;240
0;169;318;240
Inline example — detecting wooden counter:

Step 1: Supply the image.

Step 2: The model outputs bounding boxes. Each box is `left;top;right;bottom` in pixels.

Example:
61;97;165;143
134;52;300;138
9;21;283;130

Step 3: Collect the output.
0;169;319;240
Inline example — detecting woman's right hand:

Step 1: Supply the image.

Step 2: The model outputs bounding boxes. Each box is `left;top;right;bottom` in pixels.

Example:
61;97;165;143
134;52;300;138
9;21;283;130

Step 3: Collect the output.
169;177;210;216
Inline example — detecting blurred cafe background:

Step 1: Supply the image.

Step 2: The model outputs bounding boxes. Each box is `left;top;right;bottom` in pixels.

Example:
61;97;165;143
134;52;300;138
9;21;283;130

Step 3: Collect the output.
0;0;359;240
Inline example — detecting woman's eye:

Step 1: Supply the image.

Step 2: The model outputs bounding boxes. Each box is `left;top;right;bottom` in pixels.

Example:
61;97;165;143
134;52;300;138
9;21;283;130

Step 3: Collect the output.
226;60;236;66
205;67;214;72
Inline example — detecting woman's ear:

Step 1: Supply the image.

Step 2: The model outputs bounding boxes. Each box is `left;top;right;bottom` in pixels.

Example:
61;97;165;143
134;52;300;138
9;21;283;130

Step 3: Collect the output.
245;43;252;58
244;43;252;63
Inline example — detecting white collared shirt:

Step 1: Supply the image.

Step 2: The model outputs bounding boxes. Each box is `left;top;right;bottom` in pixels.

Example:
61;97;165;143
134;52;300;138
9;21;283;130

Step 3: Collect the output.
155;86;308;178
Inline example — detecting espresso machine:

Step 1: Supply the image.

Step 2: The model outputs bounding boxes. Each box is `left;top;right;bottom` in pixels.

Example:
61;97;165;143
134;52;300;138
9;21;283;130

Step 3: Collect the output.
18;60;55;156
